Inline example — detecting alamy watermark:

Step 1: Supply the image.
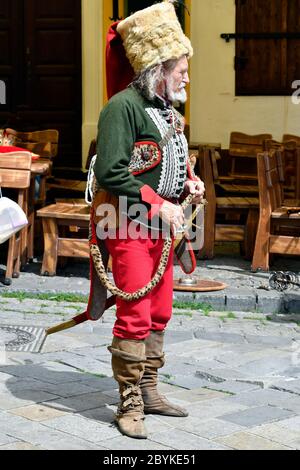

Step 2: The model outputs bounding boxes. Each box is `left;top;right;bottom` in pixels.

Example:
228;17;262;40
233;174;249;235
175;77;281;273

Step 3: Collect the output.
291;80;300;104
95;196;204;249
0;80;6;105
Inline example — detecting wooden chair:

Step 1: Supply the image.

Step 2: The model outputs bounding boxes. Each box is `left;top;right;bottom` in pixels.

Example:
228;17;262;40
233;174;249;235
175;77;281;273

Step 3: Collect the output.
46;139;96;197
282;135;300;199
229;132;272;180
264;139;300;200
37;202;90;276
0;153;32;285
205;145;259;196
5;129;59;159
251;150;300;272
6;128;59;202
5;129;60;262
199;146;259;259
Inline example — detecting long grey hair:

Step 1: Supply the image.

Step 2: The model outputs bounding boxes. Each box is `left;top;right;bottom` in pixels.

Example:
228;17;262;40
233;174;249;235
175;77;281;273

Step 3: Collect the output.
131;59;178;101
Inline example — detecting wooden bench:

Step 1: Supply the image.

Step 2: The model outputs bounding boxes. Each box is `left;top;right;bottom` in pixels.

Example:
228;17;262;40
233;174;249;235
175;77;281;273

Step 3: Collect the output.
37;202;90;276
251;150;300;272
199;146;259;259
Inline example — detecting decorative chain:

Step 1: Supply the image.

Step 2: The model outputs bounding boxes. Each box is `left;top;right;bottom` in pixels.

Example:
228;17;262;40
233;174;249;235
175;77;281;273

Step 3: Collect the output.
90;194;203;302
269;271;300;292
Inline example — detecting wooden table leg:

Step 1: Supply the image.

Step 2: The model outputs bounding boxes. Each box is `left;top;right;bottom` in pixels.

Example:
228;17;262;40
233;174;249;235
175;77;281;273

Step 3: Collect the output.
41;217;58;276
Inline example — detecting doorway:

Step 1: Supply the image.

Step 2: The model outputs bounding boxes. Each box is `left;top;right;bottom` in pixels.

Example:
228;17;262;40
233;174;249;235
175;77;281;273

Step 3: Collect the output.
0;0;82;169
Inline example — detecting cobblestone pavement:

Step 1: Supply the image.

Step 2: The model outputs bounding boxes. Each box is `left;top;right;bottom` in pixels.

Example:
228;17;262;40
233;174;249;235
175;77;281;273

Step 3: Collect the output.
0;296;299;450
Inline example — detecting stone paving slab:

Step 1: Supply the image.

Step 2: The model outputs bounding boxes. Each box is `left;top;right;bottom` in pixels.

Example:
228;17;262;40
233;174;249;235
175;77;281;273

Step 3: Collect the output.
204;380;261;395
44;391;118;414
0;390;60;411
0;413;108;450
215;431;294;450
106;436;174;451
150;429;231;450
0;442;44;450
271;379;300;394
248;422;300;447
42;414;120;443
152;415;244;440
0;432;20;446
9;403;68;421
224;389;300;411
221;405;295;427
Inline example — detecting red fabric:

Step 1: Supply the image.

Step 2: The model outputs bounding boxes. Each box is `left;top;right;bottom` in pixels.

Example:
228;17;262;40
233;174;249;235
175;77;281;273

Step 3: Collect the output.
105;228;174;340
0;146;39;161
140;184;165;220
106;22;135;99
0;146;30;154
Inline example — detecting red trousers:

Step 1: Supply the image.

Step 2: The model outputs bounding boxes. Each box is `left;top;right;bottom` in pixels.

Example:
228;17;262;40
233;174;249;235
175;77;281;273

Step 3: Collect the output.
105;230;174;340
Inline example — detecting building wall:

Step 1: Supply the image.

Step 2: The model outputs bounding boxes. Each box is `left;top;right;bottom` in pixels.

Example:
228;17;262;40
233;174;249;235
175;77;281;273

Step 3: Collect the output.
81;0;103;168
190;0;300;147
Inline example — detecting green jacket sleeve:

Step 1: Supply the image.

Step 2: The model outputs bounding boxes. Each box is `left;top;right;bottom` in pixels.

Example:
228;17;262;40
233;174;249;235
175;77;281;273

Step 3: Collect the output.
94;98;165;216
94;99;144;206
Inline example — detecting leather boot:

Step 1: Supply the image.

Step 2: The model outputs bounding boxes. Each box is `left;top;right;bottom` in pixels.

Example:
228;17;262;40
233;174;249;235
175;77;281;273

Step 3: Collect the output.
140;330;188;417
108;337;148;439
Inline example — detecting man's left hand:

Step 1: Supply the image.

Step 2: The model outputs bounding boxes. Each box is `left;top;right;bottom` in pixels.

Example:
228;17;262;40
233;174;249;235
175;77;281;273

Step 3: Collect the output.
184;179;205;204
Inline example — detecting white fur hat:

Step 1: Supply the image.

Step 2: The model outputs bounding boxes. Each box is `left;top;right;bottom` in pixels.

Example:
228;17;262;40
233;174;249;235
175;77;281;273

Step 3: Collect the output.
116;1;193;74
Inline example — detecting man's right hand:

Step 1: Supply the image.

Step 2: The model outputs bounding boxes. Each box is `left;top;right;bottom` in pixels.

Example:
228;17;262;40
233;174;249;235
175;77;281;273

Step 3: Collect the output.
159;201;185;236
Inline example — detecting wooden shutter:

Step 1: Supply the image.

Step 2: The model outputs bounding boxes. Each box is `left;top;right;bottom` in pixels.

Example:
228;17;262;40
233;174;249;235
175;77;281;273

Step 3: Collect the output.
236;0;300;96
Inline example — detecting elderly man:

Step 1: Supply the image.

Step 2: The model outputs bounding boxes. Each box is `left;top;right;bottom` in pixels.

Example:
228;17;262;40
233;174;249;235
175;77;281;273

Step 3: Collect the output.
94;1;205;439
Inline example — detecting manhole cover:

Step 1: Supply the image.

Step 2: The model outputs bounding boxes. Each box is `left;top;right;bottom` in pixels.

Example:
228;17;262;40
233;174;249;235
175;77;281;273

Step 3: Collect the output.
0;325;45;353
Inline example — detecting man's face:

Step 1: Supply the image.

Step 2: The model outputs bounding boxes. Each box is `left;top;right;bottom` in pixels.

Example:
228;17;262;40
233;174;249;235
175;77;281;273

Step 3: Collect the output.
166;56;190;104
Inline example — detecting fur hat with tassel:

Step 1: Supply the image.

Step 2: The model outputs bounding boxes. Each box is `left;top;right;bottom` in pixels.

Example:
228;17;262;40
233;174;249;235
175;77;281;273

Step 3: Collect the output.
116;0;193;74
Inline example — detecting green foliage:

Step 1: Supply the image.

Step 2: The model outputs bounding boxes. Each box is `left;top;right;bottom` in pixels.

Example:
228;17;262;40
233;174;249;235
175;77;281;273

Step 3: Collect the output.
0;292;89;304
173;301;213;314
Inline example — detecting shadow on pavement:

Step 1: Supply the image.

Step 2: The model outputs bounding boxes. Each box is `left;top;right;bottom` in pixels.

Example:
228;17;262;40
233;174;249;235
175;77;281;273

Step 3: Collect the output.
0;361;117;426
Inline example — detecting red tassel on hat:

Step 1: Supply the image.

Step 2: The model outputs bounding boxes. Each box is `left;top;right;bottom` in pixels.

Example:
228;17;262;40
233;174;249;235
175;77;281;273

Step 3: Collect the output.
106;22;135;99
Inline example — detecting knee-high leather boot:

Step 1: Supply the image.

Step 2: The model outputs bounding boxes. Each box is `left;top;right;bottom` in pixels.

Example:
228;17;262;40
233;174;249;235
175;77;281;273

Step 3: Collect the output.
108;337;147;439
140;330;188;417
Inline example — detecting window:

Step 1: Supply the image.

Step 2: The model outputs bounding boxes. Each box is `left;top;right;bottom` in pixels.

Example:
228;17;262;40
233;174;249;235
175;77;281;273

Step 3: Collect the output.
235;0;300;95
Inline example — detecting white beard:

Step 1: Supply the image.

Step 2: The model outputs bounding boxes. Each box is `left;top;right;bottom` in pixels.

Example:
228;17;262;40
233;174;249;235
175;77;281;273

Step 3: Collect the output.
168;88;187;104
166;77;187;104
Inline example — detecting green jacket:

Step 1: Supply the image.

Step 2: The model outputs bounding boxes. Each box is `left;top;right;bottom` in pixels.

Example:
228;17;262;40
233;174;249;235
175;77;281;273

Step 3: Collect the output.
95;86;189;220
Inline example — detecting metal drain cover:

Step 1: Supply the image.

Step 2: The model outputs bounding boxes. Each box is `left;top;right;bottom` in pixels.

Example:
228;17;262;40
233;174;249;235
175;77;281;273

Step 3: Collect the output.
0;325;45;353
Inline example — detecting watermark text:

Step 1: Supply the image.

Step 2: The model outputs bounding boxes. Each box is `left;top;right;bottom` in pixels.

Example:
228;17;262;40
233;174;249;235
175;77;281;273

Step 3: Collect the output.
0;80;6;105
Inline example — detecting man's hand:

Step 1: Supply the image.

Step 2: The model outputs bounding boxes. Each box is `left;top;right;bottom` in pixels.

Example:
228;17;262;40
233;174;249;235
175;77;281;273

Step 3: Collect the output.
159;201;185;236
184;178;205;204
